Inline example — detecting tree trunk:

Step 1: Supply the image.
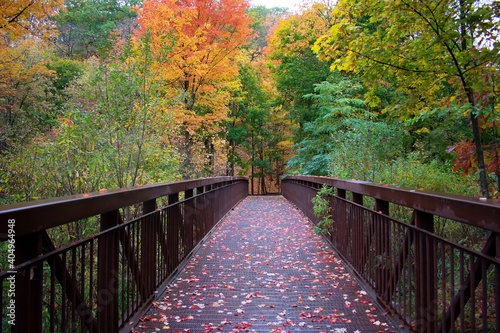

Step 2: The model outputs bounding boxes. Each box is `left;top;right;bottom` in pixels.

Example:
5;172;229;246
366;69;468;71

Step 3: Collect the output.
471;114;489;198
457;1;489;198
466;86;489;198
204;138;214;175
182;130;193;179
226;139;235;176
260;150;267;195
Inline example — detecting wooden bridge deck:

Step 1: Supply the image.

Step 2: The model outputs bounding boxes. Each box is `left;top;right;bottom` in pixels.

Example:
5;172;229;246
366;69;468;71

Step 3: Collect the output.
132;196;402;333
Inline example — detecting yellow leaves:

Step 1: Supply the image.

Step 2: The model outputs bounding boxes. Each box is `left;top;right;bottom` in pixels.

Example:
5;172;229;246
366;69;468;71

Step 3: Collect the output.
276;140;294;151
415;127;430;135
0;0;63;38
0;37;55;108
137;0;253;136
311;40;322;54
268;2;335;62
364;90;381;108
0;0;61;109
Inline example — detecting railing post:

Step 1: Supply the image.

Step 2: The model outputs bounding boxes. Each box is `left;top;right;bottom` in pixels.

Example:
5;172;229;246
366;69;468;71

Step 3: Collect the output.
374;199;390;297
196;186;205;195
97;210;120;332
414;210;437;332
352;192;363;205
184;189;195;253
15;232;43;333
335;189;346;249
347;193;363;262
496;233;500;330
142;199;157;296
167;193;180;271
197;186;207;237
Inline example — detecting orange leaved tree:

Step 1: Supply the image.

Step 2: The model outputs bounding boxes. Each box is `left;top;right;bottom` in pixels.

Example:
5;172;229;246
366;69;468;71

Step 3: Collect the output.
135;0;254;177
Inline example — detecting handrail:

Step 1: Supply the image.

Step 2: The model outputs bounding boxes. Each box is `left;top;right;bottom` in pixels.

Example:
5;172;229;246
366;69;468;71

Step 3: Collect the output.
285;175;500;233
282;175;500;332
0;176;246;240
0;177;248;333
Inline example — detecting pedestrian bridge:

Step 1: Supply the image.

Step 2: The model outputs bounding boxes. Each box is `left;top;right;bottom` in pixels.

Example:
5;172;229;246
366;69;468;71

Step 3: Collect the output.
1;176;499;332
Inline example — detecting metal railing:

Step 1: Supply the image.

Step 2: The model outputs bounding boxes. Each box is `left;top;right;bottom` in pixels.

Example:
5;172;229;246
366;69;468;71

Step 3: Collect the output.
0;177;248;332
282;175;500;332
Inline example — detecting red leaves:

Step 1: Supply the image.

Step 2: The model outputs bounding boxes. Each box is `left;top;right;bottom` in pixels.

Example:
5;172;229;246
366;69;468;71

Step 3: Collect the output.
136;0;255;136
135;196;395;332
232;321;252;331
448;139;500;182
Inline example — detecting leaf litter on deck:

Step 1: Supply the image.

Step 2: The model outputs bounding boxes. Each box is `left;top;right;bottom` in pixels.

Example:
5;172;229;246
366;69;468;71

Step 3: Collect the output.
133;196;401;333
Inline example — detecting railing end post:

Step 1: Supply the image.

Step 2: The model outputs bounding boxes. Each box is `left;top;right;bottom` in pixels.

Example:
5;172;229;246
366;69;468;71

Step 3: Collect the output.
15;231;43;333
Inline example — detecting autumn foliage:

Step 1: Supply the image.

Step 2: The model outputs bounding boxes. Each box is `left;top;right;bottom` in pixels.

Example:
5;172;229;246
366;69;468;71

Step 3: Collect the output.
135;0;255;134
0;0;499;201
0;0;63;117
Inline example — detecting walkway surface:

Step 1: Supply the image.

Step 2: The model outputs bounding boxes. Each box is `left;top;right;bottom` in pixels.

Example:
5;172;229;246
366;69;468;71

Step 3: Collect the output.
134;196;401;333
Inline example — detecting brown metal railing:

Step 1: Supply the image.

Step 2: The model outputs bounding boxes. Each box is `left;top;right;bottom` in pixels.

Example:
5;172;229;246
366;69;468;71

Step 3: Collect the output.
0;177;248;333
282;175;500;332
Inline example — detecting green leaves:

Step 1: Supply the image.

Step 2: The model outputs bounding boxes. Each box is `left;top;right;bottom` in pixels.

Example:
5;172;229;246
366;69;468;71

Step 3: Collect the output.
287;77;373;176
315;0;500;114
312;185;335;235
313;0;500;196
54;0;139;59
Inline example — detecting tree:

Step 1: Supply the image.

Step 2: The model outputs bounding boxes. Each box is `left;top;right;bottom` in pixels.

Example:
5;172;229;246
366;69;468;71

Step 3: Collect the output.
0;0;62;36
0;0;63;151
1;32;181;203
226;62;272;192
267;1;334;142
53;0;139;59
135;0;255;177
220;6;293;192
287;77;373;175
314;0;500;197
244;5;287;62
95;32;181;188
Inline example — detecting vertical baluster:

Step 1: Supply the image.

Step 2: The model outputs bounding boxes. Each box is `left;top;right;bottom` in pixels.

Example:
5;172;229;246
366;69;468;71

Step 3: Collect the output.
408;228;413;326
71;247;77;331
495;233;500;331
450;246;455;333
441;242;446;333
81;243;86;331
481;258;487;331
121;227;126;321
470;252;476;332
50;256;56;333
61;251;67;333
89;239;95;333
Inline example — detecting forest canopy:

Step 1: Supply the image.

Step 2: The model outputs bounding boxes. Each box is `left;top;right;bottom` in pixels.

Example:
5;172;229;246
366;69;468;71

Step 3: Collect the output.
0;0;499;203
